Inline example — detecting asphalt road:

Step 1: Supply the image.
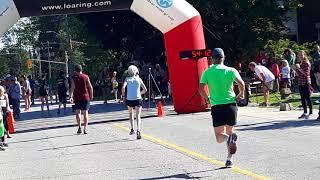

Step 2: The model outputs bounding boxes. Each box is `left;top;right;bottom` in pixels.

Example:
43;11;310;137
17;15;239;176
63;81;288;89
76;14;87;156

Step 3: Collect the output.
1;101;320;179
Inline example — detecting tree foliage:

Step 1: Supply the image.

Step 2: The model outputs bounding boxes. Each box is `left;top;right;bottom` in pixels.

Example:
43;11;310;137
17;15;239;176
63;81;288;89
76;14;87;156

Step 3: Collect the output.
190;0;302;63
264;39;314;59
0;0;304;79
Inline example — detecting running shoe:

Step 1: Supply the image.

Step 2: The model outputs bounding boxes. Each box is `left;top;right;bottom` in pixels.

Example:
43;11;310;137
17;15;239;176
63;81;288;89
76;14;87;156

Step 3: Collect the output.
227;133;238;155
298;113;308;119
77;127;82;134
137;131;142;140
2;143;8;147
84;129;88;134
129;129;135;135
225;160;233;167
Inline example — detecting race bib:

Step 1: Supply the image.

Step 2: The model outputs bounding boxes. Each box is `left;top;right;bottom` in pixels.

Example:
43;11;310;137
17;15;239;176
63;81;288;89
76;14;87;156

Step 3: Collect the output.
0;99;6;107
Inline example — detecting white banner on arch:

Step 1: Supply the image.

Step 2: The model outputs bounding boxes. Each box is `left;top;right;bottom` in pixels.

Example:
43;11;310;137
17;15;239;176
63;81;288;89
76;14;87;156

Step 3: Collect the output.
130;0;199;33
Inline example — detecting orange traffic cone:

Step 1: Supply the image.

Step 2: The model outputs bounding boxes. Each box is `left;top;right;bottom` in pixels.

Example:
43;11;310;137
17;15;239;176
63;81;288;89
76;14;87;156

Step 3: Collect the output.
8;111;15;134
157;101;164;117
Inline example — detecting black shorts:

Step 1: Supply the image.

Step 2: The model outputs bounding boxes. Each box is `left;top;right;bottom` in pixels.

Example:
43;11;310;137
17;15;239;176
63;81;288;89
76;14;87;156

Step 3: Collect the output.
39;89;48;97
26;90;31;95
126;100;142;107
211;103;237;127
58;92;67;103
74;101;90;111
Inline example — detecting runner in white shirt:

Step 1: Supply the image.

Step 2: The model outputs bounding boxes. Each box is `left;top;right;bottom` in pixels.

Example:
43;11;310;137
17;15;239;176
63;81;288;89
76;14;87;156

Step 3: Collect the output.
249;62;275;106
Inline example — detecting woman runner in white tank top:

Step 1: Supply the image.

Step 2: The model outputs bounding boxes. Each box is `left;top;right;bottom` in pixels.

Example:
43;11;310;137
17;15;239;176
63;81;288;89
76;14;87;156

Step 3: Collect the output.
122;65;147;140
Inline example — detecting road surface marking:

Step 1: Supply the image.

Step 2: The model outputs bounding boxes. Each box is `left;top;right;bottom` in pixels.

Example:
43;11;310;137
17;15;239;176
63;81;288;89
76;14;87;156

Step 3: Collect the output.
114;123;270;180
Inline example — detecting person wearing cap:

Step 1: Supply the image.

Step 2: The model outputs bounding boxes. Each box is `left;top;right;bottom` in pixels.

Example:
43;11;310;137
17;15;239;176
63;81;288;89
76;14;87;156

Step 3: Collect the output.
199;48;245;167
249;62;275;106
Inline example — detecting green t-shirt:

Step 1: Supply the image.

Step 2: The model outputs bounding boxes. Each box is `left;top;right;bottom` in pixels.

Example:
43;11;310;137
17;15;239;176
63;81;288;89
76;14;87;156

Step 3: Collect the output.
200;64;239;106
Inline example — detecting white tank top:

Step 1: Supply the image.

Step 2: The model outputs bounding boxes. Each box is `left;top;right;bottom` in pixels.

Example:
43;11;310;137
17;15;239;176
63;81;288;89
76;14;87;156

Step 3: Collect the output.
126;76;142;100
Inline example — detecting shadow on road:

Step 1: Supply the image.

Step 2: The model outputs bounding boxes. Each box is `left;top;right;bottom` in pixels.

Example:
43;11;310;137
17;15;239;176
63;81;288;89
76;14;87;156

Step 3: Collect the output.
38;138;135;151
19;103;128;121
15;114;157;134
139;169;213;180
238;119;320;131
9;134;78;144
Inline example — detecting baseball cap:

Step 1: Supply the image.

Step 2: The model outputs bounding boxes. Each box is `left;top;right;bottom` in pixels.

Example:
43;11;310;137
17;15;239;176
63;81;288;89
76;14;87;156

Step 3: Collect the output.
212;48;225;59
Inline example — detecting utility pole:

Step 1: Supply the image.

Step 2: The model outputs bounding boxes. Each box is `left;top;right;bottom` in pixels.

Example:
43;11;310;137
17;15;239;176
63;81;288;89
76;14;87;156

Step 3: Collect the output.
46;41;52;79
36;47;42;78
64;51;69;77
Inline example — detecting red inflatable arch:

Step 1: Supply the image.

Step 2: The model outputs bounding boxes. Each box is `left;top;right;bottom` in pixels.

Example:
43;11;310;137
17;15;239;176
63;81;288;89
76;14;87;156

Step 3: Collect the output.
0;0;208;113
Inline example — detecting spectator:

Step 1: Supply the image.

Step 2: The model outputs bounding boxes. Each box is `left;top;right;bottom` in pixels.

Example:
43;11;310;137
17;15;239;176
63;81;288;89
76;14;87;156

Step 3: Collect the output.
111;71;119;101
140;61;149;83
21;75;32;111
56;71;68;115
255;50;267;66
28;75;36;105
0;86;11;142
268;53;280;92
311;45;320;91
9;77;21;119
249;62;275;106
295;50;312;119
284;48;296;66
39;75;50;115
280;60;291;88
0;110;5;151
310;45;320;61
154;64;165;95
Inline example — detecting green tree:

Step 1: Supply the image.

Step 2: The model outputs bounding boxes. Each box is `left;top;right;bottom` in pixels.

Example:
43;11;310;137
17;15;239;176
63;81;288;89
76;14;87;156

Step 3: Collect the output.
0;56;9;77
190;0;302;63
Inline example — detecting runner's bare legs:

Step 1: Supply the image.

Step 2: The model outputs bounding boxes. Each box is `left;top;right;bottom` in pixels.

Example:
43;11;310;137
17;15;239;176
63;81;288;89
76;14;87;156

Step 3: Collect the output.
128;107;135;133
225;125;234;161
75;110;81;134
82;110;89;133
136;106;142;132
213;126;229;143
136;106;142;139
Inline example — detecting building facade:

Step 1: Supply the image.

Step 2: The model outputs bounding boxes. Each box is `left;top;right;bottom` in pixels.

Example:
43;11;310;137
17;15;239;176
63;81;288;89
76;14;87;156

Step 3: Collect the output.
297;0;320;43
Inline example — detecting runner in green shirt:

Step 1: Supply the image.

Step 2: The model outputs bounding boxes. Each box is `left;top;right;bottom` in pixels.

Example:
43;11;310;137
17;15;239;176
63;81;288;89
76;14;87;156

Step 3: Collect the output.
199;48;245;167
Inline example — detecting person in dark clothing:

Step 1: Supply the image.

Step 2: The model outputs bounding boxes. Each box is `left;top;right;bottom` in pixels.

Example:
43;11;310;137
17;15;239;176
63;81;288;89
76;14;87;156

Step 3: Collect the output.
9;77;21;120
70;65;94;134
39;75;50;115
28;75;36;105
296;50;312;119
56;71;68;115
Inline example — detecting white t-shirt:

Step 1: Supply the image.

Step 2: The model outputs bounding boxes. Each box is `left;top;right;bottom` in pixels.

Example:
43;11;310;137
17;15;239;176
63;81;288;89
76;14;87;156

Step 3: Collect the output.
281;66;291;79
255;65;275;83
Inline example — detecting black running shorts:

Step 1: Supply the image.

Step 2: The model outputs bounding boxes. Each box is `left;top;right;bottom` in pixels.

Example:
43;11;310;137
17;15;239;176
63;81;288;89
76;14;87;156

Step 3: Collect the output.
211;103;237;127
74;101;90;111
126;100;142;107
58;93;67;103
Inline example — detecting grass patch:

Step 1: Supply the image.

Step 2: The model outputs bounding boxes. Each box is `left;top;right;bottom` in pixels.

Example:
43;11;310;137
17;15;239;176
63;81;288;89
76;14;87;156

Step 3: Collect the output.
249;93;320;107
